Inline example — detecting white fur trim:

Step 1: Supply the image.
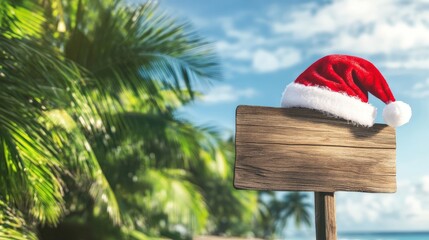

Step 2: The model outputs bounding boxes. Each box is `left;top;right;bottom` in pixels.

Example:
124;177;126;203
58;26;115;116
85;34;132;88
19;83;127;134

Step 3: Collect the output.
281;83;377;127
382;101;411;127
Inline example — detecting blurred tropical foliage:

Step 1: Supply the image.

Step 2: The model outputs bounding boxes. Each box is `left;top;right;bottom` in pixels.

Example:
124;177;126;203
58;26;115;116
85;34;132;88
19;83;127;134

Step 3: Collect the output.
0;0;311;239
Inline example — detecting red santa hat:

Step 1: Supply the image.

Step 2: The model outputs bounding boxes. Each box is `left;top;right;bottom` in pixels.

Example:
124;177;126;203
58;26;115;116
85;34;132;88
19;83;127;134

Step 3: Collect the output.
281;54;411;127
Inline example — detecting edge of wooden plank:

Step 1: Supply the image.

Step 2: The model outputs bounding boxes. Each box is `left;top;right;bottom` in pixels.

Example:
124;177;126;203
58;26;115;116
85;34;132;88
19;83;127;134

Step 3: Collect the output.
236;105;396;149
236;105;392;128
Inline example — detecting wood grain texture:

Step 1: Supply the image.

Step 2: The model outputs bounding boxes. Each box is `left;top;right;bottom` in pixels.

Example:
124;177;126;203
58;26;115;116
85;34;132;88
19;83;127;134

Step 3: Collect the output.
315;192;337;240
234;105;397;193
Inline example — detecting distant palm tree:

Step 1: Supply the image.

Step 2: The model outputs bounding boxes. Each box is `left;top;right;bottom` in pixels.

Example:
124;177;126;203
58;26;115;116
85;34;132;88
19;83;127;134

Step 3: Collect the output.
254;192;312;239
253;191;277;239
276;192;312;230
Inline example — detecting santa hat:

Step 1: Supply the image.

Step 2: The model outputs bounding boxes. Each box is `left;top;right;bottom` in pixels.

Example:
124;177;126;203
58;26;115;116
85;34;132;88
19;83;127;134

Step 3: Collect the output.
281;54;411;127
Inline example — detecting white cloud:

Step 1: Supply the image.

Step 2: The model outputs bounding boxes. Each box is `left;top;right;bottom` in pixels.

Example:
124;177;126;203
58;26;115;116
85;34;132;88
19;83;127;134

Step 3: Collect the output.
268;0;429;69
216;38;302;73
216;40;253;61
408;78;429;98
422;175;429;193
183;0;429;75
337;193;395;223
252;50;279;72
272;1;386;38
180;0;429;76
272;0;429;50
403;193;429;223
213;17;302;73
325;22;429;55
336;178;429;231
202;84;257;104
384;57;429;69
405;195;424;217
252;48;302;73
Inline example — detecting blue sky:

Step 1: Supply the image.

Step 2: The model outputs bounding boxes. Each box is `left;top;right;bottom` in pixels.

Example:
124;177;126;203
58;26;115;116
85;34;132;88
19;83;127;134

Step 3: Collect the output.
135;0;429;234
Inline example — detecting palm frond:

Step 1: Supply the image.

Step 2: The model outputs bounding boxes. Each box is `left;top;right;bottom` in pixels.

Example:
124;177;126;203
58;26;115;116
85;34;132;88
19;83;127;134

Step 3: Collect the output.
1;34;121;225
0;1;45;38
139;169;209;235
275;192;312;232
0;126;65;225
0;200;37;240
1;0;257;239
46;108;121;225
0;36;72;225
58;0;219;101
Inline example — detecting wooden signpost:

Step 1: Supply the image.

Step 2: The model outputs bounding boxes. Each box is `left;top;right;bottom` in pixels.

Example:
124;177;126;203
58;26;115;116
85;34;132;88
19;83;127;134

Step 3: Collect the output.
234;105;396;240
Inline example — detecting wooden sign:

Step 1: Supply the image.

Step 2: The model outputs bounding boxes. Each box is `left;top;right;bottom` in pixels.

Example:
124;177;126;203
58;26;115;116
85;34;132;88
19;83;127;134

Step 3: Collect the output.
233;105;397;240
234;105;396;193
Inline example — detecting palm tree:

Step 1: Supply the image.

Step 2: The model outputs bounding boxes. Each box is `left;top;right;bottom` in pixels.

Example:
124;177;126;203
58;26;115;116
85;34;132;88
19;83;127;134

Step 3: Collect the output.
0;4;99;238
253;191;277;239
253;192;312;239
3;0;311;238
287;192;312;227
274;192;312;238
1;0;258;239
39;0;236;238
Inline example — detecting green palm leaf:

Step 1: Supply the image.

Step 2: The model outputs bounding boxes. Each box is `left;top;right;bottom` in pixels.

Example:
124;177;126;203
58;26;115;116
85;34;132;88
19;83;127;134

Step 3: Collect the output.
0;35;71;226
57;0;219;101
139;169;209;235
1;0;258;239
1;17;121;229
0;200;37;240
281;192;312;228
0;1;45;38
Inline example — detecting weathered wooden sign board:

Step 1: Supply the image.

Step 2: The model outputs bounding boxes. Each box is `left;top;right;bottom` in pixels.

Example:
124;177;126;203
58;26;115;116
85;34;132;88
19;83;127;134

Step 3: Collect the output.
234;105;396;240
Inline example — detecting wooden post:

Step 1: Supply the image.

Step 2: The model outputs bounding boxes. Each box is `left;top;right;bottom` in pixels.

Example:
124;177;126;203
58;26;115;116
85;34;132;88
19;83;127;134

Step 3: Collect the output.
315;192;336;240
233;105;397;240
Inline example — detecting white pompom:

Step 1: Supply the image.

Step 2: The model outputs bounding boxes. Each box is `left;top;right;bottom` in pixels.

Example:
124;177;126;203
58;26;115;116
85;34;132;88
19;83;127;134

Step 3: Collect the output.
383;101;412;127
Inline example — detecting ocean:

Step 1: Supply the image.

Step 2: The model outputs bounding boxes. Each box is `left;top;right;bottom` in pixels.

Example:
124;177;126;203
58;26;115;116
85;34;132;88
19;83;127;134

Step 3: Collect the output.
338;232;429;240
285;232;429;240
